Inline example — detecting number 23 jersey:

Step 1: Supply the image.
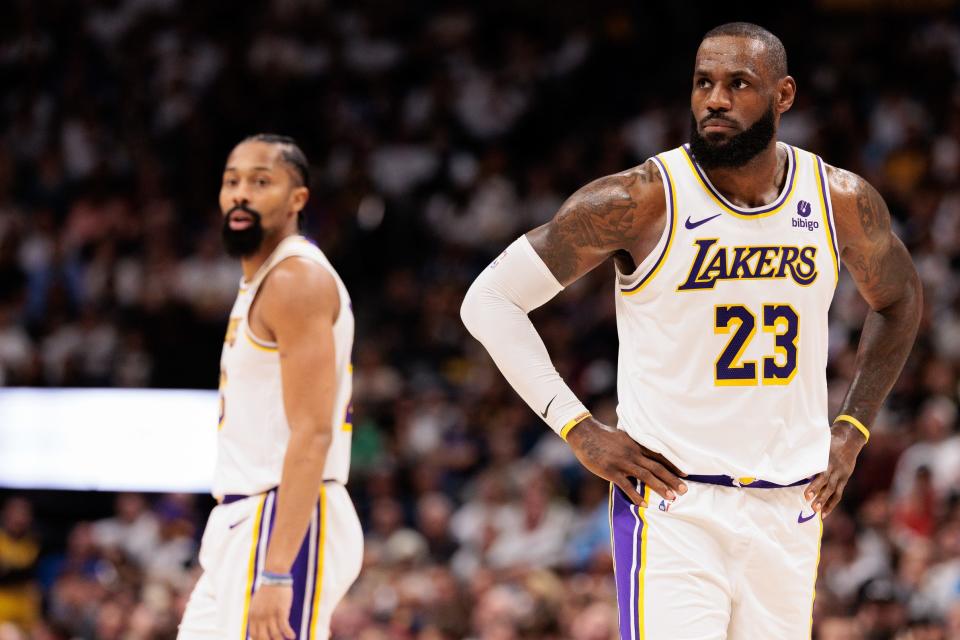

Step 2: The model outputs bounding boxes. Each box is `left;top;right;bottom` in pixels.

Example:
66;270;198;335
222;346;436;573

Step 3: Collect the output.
615;143;839;484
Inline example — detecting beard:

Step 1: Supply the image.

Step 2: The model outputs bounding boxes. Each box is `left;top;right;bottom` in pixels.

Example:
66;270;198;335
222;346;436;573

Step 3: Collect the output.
221;204;265;258
688;103;776;169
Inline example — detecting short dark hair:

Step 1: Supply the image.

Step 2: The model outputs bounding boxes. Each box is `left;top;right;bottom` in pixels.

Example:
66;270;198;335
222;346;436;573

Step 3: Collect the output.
240;133;309;230
702;22;788;79
241;133;310;187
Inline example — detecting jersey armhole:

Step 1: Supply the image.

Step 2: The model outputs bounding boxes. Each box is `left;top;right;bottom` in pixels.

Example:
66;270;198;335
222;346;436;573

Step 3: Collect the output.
248;254;346;347
617;155;677;295
814;155;841;284
246;275;278;348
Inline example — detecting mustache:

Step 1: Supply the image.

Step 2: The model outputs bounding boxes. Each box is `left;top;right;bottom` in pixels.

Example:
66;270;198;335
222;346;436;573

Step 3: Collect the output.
225;203;263;219
700;112;739;128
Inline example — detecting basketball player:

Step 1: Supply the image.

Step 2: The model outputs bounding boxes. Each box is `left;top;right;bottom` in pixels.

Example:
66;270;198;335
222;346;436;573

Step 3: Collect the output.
178;134;362;640
461;23;921;639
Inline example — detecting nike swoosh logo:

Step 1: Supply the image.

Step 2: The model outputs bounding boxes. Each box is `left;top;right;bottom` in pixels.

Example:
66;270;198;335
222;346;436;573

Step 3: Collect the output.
684;214;722;230
229;515;251;530
797;510;817;524
541;395;558;419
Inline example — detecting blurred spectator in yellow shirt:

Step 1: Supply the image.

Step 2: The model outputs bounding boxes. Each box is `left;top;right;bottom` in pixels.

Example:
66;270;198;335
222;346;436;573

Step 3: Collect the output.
0;497;40;629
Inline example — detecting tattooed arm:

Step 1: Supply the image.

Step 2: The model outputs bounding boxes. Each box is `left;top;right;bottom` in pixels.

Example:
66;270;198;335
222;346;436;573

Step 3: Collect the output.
526;159;666;284
806;167;922;517
461;159;687;506
534;161;688;503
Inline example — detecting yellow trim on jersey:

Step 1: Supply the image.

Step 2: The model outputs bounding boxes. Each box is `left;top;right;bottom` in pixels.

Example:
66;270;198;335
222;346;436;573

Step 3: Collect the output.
343;366;354;432
559;412;592;441
814;156;841;284
309;485;328;638
225;317;240;347
681;145;798;220
245;329;279;352
622;155;678;297
218;369;227;431
240;495;267;639
637;483;650;639
835;414;870;443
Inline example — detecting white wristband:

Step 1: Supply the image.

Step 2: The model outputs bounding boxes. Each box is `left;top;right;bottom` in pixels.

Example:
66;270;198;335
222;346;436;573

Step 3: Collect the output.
260;571;293;587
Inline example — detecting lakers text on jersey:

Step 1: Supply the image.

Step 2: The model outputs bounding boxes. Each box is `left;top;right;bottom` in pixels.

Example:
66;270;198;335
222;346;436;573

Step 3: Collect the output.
614;143;839;485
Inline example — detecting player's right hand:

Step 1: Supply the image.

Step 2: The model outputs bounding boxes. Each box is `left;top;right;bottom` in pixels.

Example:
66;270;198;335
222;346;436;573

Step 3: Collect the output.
566;417;687;507
248;583;296;640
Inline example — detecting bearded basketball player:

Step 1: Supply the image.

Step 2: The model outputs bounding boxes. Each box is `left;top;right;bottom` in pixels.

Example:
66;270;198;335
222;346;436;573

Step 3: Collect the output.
462;23;921;639
178;134;362;640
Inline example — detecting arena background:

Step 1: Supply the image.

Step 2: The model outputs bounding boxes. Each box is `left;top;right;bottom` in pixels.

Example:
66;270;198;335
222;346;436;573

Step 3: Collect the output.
1;1;958;638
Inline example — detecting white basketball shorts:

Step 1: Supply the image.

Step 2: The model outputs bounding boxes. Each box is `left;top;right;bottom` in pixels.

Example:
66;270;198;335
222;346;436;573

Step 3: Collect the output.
609;478;822;640
178;483;363;640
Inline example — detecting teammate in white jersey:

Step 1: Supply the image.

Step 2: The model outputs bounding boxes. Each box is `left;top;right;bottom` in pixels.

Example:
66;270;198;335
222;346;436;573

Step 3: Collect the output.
461;23;921;639
179;134;362;640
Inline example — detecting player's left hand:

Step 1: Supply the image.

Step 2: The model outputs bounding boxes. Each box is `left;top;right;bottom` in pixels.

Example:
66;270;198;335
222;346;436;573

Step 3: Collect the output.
805;421;867;518
248;584;296;640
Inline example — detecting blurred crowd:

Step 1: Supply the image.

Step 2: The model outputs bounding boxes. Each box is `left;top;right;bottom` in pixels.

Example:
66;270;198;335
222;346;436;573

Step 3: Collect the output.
2;0;960;638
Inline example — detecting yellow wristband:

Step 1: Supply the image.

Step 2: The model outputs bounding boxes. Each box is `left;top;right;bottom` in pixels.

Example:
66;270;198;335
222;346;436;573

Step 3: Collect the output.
559;412;592;441
834;414;869;443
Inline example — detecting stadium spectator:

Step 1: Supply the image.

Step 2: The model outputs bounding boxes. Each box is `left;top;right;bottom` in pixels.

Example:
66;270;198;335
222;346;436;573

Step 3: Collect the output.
0;499;40;630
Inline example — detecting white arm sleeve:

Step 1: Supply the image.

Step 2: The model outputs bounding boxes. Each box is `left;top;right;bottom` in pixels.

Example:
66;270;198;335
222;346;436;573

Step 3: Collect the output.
460;235;590;436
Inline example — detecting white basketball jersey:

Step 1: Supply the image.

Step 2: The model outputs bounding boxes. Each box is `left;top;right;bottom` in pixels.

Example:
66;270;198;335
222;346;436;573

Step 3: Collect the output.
212;235;353;498
615;143;839;484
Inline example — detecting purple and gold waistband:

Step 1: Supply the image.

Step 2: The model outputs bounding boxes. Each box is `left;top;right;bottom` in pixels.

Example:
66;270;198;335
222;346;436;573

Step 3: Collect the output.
685;474;811;489
218;479;343;505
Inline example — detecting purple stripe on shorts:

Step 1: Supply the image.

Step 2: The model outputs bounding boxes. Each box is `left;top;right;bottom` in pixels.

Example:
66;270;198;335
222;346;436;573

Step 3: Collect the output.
247;490;320;639
247;494;274;639
288;505;316;638
266;491;279;531
610;484;644;640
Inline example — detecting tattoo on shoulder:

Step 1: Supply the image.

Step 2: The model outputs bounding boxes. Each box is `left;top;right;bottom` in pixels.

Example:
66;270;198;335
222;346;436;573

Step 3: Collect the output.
853;179;890;241
831;166;891;240
830;166;910;299
535;160;660;283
